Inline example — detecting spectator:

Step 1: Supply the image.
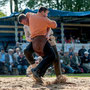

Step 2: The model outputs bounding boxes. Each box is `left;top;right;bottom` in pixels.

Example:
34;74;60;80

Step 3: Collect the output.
69;47;74;57
14;42;22;51
22;34;26;43
20;36;23;43
75;37;80;43
17;52;28;75
60;52;75;73
78;45;87;57
14;48;21;62
68;37;75;43
0;48;6;74
70;54;82;73
5;49;16;74
81;51;90;73
59;49;64;58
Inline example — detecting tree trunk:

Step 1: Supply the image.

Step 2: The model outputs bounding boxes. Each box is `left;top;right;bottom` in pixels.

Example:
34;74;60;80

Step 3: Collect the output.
56;0;59;10
14;0;18;12
10;0;13;13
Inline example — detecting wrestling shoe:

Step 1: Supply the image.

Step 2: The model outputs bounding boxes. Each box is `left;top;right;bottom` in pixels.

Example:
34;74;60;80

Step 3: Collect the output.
31;68;43;83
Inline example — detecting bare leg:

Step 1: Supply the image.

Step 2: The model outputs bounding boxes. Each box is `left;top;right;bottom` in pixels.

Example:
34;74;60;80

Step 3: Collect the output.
26;63;36;76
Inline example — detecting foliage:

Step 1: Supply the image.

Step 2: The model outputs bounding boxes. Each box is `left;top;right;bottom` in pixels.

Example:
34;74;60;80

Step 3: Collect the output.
26;0;90;11
0;0;28;12
61;0;90;11
0;0;90;14
0;11;6;17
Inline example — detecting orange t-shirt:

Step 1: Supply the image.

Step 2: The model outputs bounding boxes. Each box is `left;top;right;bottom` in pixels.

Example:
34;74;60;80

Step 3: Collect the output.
26;12;57;38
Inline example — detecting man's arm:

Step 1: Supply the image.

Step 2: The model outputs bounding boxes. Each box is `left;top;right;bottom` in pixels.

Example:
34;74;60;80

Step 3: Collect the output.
46;18;57;29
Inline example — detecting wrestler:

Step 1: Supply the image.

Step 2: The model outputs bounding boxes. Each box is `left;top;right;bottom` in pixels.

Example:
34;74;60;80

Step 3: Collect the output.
18;7;57;82
23;8;62;77
23;26;62;77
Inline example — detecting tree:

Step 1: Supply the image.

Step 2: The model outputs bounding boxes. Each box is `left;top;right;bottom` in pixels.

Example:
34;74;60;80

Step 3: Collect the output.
0;11;6;17
0;0;90;14
60;0;90;11
10;0;13;13
56;0;60;10
0;0;28;13
14;0;18;12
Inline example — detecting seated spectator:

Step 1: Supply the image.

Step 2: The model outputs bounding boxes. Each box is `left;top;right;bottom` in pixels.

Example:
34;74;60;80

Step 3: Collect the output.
75;37;80;43
78;45;87;57
81;51;90;73
0;48;6;74
70;54;83;73
5;49;16;74
14;48;21;62
59;49;64;58
68;37;75;43
17;52;29;75
60;52;75;73
69;47;74;57
14;42;22;51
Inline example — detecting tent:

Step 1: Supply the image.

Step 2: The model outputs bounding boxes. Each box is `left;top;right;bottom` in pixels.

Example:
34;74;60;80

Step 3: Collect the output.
0;12;23;50
0;8;90;50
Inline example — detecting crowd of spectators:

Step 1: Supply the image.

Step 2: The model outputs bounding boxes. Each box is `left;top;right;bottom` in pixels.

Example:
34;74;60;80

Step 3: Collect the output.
0;41;90;75
56;36;88;44
59;45;90;73
0;42;29;75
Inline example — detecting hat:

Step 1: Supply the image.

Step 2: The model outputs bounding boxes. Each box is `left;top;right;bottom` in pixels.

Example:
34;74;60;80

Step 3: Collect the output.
84;51;89;54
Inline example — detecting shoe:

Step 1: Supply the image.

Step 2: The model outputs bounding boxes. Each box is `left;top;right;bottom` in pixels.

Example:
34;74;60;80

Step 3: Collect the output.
31;68;43;83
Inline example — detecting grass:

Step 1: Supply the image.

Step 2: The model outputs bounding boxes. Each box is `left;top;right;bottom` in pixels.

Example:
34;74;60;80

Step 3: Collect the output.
0;75;26;78
66;73;90;77
46;73;90;77
0;73;90;78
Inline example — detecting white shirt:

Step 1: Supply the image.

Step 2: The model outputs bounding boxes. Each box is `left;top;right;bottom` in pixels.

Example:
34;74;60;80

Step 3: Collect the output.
9;54;13;63
23;25;31;42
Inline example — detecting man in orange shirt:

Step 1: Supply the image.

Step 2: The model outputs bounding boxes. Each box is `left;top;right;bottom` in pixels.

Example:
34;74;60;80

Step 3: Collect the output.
18;7;57;82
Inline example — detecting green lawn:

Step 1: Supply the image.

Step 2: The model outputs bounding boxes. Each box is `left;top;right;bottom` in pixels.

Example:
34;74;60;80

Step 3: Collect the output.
0;73;90;78
66;73;90;77
0;75;25;78
46;73;90;77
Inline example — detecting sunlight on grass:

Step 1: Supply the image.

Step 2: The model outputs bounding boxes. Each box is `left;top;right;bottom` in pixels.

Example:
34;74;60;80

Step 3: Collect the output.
0;73;90;78
45;73;90;77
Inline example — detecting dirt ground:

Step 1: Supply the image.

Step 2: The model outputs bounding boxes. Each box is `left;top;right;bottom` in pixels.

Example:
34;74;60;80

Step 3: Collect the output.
0;76;90;90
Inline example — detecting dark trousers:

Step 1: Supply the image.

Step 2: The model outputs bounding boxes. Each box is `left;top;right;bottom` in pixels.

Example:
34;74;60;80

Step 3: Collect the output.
24;41;55;76
52;45;62;76
24;42;35;64
0;62;5;74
